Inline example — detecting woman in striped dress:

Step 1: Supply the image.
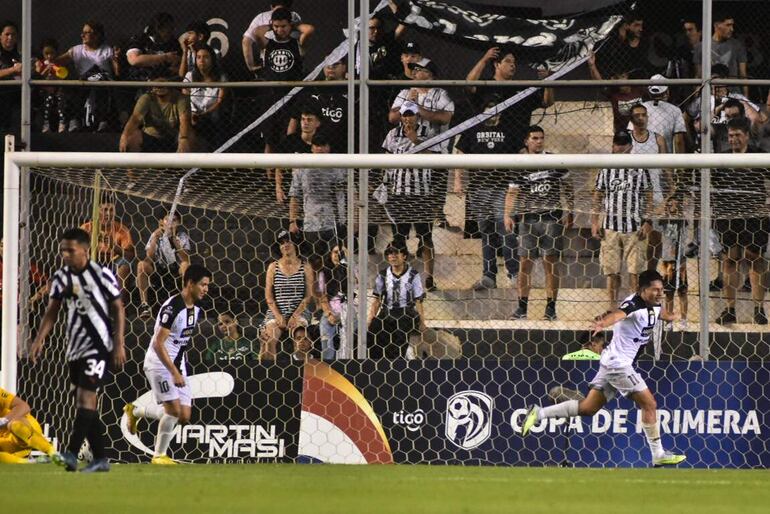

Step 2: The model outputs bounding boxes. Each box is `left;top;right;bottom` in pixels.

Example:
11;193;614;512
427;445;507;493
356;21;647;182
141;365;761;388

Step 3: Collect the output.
260;230;314;361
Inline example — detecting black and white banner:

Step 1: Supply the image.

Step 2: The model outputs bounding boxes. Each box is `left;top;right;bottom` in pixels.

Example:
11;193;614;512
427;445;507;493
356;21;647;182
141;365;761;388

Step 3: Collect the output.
392;0;633;71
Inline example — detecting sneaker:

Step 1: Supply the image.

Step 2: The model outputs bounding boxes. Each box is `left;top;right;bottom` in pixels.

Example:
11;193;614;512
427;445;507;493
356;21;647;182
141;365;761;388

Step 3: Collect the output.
58;122;67;133
511;306;527;320
424;276;437;292
543;304;557;321
709;278;723;292
754;306;768;325
124;403;138;435
52;451;78;472
68;119;81;132
715;308;736;325
472;276;496;291
653;451;686;467
41;122;51;133
151;455;177;465
520;405;540;437
80;458;110;473
138;303;152;319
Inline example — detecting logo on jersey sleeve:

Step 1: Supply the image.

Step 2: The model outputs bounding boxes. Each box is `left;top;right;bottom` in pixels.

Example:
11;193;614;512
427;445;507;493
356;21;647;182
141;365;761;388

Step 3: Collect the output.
160;305;175;324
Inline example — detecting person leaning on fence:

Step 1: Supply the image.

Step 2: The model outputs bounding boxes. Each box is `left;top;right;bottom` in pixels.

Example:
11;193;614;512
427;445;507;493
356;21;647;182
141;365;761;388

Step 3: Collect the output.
260;230;314;361
119;75;193;153
592;131;652;312
712;117;769;326
367;242;426;359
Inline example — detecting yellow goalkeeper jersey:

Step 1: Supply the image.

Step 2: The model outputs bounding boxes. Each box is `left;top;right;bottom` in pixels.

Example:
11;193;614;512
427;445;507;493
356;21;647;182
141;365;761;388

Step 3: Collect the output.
0;387;41;432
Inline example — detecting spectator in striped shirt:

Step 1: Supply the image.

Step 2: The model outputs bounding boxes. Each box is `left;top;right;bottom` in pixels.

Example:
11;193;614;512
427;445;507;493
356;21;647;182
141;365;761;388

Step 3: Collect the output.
367;242;426;359
592;131;653;310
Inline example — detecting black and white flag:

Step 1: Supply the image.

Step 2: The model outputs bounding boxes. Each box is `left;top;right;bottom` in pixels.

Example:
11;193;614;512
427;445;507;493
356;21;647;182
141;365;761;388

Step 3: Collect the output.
392;0;633;71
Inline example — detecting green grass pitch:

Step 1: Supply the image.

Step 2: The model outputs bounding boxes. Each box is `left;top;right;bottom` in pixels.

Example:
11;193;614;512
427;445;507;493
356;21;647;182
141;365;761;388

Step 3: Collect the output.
3;464;768;513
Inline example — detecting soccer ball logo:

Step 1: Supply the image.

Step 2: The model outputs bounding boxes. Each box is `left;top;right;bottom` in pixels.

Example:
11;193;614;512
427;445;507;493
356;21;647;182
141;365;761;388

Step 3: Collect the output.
445;391;494;450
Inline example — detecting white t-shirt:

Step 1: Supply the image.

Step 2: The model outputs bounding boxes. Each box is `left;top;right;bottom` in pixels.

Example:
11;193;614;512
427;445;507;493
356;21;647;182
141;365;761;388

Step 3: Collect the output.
183;71;225;114
630;130;664;205
600;293;661;369
145;230;191;267
243;10;302;41
144;294;201;373
70;43;114;78
391;88;455;153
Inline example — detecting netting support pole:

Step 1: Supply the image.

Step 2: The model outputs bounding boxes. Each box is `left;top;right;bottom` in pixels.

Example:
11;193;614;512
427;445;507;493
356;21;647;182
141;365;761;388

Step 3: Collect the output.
20;0;31;149
344;0;357;358
2;136;20;393
698;1;713;360
356;0;370;360
89;173;102;261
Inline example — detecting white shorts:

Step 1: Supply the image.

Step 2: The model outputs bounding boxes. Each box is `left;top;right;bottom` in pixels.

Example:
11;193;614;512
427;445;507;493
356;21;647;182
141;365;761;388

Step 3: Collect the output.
145;368;192;406
588;365;648;401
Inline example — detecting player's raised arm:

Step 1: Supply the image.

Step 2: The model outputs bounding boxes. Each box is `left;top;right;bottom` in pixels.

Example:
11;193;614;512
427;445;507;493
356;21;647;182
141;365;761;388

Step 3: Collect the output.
151;326;184;387
29;298;62;364
591;307;627;336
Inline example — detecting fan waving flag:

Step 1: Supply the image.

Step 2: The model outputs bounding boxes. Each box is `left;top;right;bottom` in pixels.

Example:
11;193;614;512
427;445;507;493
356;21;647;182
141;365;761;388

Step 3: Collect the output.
391;0;634;71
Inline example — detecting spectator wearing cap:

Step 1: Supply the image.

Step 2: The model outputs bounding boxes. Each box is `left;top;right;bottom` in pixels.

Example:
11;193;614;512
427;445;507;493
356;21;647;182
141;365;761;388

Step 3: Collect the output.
367;242;426;359
454;93;522;290
261;229;315;361
399;41;421;79
288;133;347;265
389;57;454;153
627;75;686;155
694;10;748;97
380;100;446;291
591;131;653;310
465;46;554;152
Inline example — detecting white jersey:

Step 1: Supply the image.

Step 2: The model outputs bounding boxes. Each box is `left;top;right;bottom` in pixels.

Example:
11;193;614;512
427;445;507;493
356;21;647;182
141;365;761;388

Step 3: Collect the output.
144;294;202;373
70;43;114;78
631;130;664;205
600;293;661;369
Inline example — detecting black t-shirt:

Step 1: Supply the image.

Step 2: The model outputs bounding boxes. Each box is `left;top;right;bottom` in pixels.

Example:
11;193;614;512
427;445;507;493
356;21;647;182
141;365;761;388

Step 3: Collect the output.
596;35;652;78
277;133;312;154
508;158;571;216
712;145;770;216
472;86;544;152
368;33;402;80
126;33;181;81
455;123;520;219
0;46;21;76
264;37;303;82
293;88;350;152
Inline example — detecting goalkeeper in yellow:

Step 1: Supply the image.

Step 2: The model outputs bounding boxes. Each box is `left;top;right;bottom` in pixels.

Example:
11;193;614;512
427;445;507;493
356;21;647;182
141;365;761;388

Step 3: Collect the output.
0;387;63;465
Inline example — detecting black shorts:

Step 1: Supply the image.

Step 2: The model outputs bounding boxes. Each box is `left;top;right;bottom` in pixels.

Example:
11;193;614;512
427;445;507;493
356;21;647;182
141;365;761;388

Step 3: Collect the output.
714;217;770;254
68;352;111;391
142;133;177;153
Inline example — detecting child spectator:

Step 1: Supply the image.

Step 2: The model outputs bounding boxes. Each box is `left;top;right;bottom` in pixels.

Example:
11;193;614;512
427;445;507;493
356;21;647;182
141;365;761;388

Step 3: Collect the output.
34;38;67;133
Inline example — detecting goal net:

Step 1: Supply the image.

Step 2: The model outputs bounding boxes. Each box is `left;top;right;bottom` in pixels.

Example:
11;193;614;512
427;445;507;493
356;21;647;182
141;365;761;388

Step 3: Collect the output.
3;150;769;467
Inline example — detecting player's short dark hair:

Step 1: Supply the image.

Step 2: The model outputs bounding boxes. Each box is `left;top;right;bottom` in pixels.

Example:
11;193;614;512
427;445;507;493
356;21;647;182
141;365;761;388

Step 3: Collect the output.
61;228;91;246
526;125;544;138
639;270;664;289
271;7;293;23
630;103;647;114
723;98;745;115
726;116;751;134
183;264;212;285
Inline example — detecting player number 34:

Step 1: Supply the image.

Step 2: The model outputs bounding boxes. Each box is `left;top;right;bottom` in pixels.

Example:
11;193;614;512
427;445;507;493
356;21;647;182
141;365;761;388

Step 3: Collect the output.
84;358;106;379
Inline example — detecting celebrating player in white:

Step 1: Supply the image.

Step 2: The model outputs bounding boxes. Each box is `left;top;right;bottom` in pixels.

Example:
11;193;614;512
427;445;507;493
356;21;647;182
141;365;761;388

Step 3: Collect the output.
520;270;686;467
124;264;211;465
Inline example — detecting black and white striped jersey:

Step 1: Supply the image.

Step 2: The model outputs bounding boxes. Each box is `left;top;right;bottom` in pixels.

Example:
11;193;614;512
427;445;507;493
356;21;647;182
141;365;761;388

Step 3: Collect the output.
49;261;121;361
144;294;202;372
595;167;651;233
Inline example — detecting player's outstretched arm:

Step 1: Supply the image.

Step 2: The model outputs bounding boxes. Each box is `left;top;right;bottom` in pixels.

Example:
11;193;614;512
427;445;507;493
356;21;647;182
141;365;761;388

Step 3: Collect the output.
29;299;62;365
592;308;627;336
110;298;126;369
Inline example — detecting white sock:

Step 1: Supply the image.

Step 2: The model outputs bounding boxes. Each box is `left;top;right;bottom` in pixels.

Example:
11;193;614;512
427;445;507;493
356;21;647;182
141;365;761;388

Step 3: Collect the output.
154;414;179;457
538;400;579;421
643;422;664;459
135;404;165;420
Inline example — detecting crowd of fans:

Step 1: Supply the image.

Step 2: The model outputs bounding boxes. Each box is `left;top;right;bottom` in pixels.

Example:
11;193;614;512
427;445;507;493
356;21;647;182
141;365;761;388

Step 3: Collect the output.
3;4;770;361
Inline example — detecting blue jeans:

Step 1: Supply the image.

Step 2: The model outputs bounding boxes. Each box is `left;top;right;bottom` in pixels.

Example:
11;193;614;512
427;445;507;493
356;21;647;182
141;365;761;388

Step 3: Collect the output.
478;218;519;282
319;315;339;360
